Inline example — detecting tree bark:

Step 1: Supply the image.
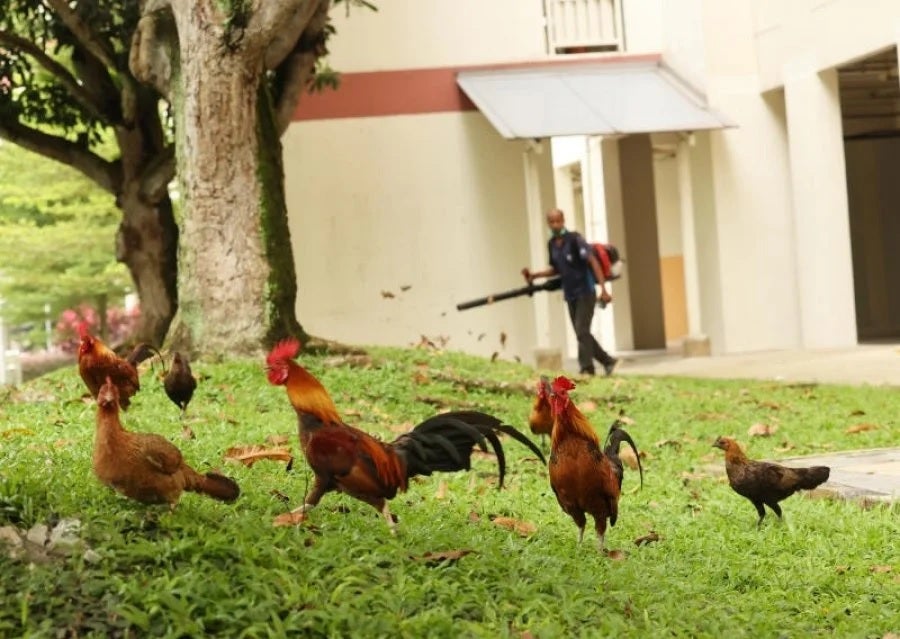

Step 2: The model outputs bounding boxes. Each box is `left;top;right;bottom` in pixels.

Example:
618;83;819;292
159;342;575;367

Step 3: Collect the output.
164;0;305;356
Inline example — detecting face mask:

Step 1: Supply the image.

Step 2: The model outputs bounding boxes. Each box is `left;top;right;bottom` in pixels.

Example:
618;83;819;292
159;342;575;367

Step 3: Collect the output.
551;228;567;238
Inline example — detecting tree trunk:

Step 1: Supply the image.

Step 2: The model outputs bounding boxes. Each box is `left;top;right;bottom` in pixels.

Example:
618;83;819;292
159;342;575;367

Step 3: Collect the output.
165;1;304;356
114;93;179;348
115;192;178;346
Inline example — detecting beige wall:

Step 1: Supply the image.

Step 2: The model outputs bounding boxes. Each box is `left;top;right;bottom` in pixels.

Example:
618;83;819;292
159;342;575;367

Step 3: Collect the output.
754;0;900;92
284;112;545;362
326;0;547;72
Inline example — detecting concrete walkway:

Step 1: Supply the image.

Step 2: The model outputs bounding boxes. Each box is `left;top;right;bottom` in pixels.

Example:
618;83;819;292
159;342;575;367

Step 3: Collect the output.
613;342;900;503
616;342;900;387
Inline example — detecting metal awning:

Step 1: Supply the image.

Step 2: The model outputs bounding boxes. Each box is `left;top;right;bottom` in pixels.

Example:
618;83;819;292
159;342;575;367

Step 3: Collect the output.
457;59;735;139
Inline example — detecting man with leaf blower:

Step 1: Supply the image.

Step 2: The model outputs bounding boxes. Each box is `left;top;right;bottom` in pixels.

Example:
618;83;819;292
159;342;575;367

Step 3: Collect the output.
521;208;619;377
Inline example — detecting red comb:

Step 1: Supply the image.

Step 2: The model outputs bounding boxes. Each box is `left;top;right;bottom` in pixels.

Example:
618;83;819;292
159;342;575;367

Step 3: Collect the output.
551;375;576;396
267;338;301;365
77;321;90;338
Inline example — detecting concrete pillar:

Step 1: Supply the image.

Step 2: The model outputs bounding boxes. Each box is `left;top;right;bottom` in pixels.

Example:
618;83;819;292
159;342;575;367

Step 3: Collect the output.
677;136;710;356
600;137;634;351
583;136;619;354
618;134;667;350
784;65;857;348
522;141;557;364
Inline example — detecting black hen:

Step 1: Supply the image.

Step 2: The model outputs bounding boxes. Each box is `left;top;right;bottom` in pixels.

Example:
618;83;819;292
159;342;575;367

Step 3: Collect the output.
164;352;198;417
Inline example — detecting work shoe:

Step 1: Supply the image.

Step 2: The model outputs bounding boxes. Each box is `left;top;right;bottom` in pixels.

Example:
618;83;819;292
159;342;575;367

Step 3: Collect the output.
603;358;619;376
579;367;596;377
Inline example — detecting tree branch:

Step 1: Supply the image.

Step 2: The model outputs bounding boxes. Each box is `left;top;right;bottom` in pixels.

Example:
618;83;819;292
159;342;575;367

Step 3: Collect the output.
44;0;119;71
271;0;332;135
0;119;120;194
129;7;176;99
0;30;114;123
273;50;318;136
138;147;176;203
255;0;326;68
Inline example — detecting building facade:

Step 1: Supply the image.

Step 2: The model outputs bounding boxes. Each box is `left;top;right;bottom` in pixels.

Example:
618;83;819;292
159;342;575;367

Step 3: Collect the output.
283;0;900;365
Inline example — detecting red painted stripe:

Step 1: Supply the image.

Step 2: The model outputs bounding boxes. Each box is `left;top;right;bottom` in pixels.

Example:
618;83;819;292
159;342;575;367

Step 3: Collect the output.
292;53;662;121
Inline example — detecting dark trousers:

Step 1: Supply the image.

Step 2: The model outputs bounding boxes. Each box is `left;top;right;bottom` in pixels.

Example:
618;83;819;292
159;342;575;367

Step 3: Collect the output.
567;293;614;373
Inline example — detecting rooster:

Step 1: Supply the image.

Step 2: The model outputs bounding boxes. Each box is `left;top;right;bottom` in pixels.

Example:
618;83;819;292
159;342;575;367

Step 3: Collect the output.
164;352;198;418
528;375;553;443
93;377;240;507
547;375;638;551
713;436;830;527
77;324;157;410
531;378;643;490
265;338;545;532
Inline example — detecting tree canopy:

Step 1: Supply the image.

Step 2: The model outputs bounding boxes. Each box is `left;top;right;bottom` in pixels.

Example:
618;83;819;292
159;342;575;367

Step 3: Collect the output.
0;139;130;346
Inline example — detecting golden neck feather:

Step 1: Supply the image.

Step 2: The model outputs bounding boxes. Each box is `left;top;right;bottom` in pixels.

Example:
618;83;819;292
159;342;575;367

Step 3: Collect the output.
285;363;342;424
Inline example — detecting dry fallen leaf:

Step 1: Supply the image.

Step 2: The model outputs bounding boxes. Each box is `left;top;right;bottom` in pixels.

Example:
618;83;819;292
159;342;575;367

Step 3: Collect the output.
619;447;639;470
0;428;35;439
224;445;293;468
834;565;850;574
747;423;777;437
387;421;414;434
870;565;893;574
468;511;481;523
272;511;307;527
435;481;448;500
492;517;537;537
604;549;626;560
266;434;290;446
578;400;598;412
181;426;195;440
412;370;430;385
774;441;796;453
633;531;660;546
846;423;878;434
269;489;291;504
411;549;475;565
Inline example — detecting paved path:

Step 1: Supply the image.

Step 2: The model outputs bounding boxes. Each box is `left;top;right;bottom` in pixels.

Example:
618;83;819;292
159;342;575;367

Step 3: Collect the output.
616;342;900;387
611;342;900;503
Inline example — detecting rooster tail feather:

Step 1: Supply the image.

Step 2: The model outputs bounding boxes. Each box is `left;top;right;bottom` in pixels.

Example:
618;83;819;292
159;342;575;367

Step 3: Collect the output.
127;343;163;368
605;422;644;489
492;423;547;466
187;471;240;502
796;465;830;490
392;416;497;484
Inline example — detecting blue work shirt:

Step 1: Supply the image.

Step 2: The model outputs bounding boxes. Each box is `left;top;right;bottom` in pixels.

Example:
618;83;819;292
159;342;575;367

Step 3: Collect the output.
548;231;596;302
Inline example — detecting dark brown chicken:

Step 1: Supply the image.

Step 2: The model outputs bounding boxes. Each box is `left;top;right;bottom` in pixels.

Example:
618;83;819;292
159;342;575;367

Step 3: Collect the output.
77;324;155;410
93;377;239;507
164;352;198;417
266;338;545;532
713;436;830;527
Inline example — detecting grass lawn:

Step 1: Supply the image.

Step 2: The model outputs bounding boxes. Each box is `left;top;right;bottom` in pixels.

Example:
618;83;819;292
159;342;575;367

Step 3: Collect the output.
1;346;898;638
